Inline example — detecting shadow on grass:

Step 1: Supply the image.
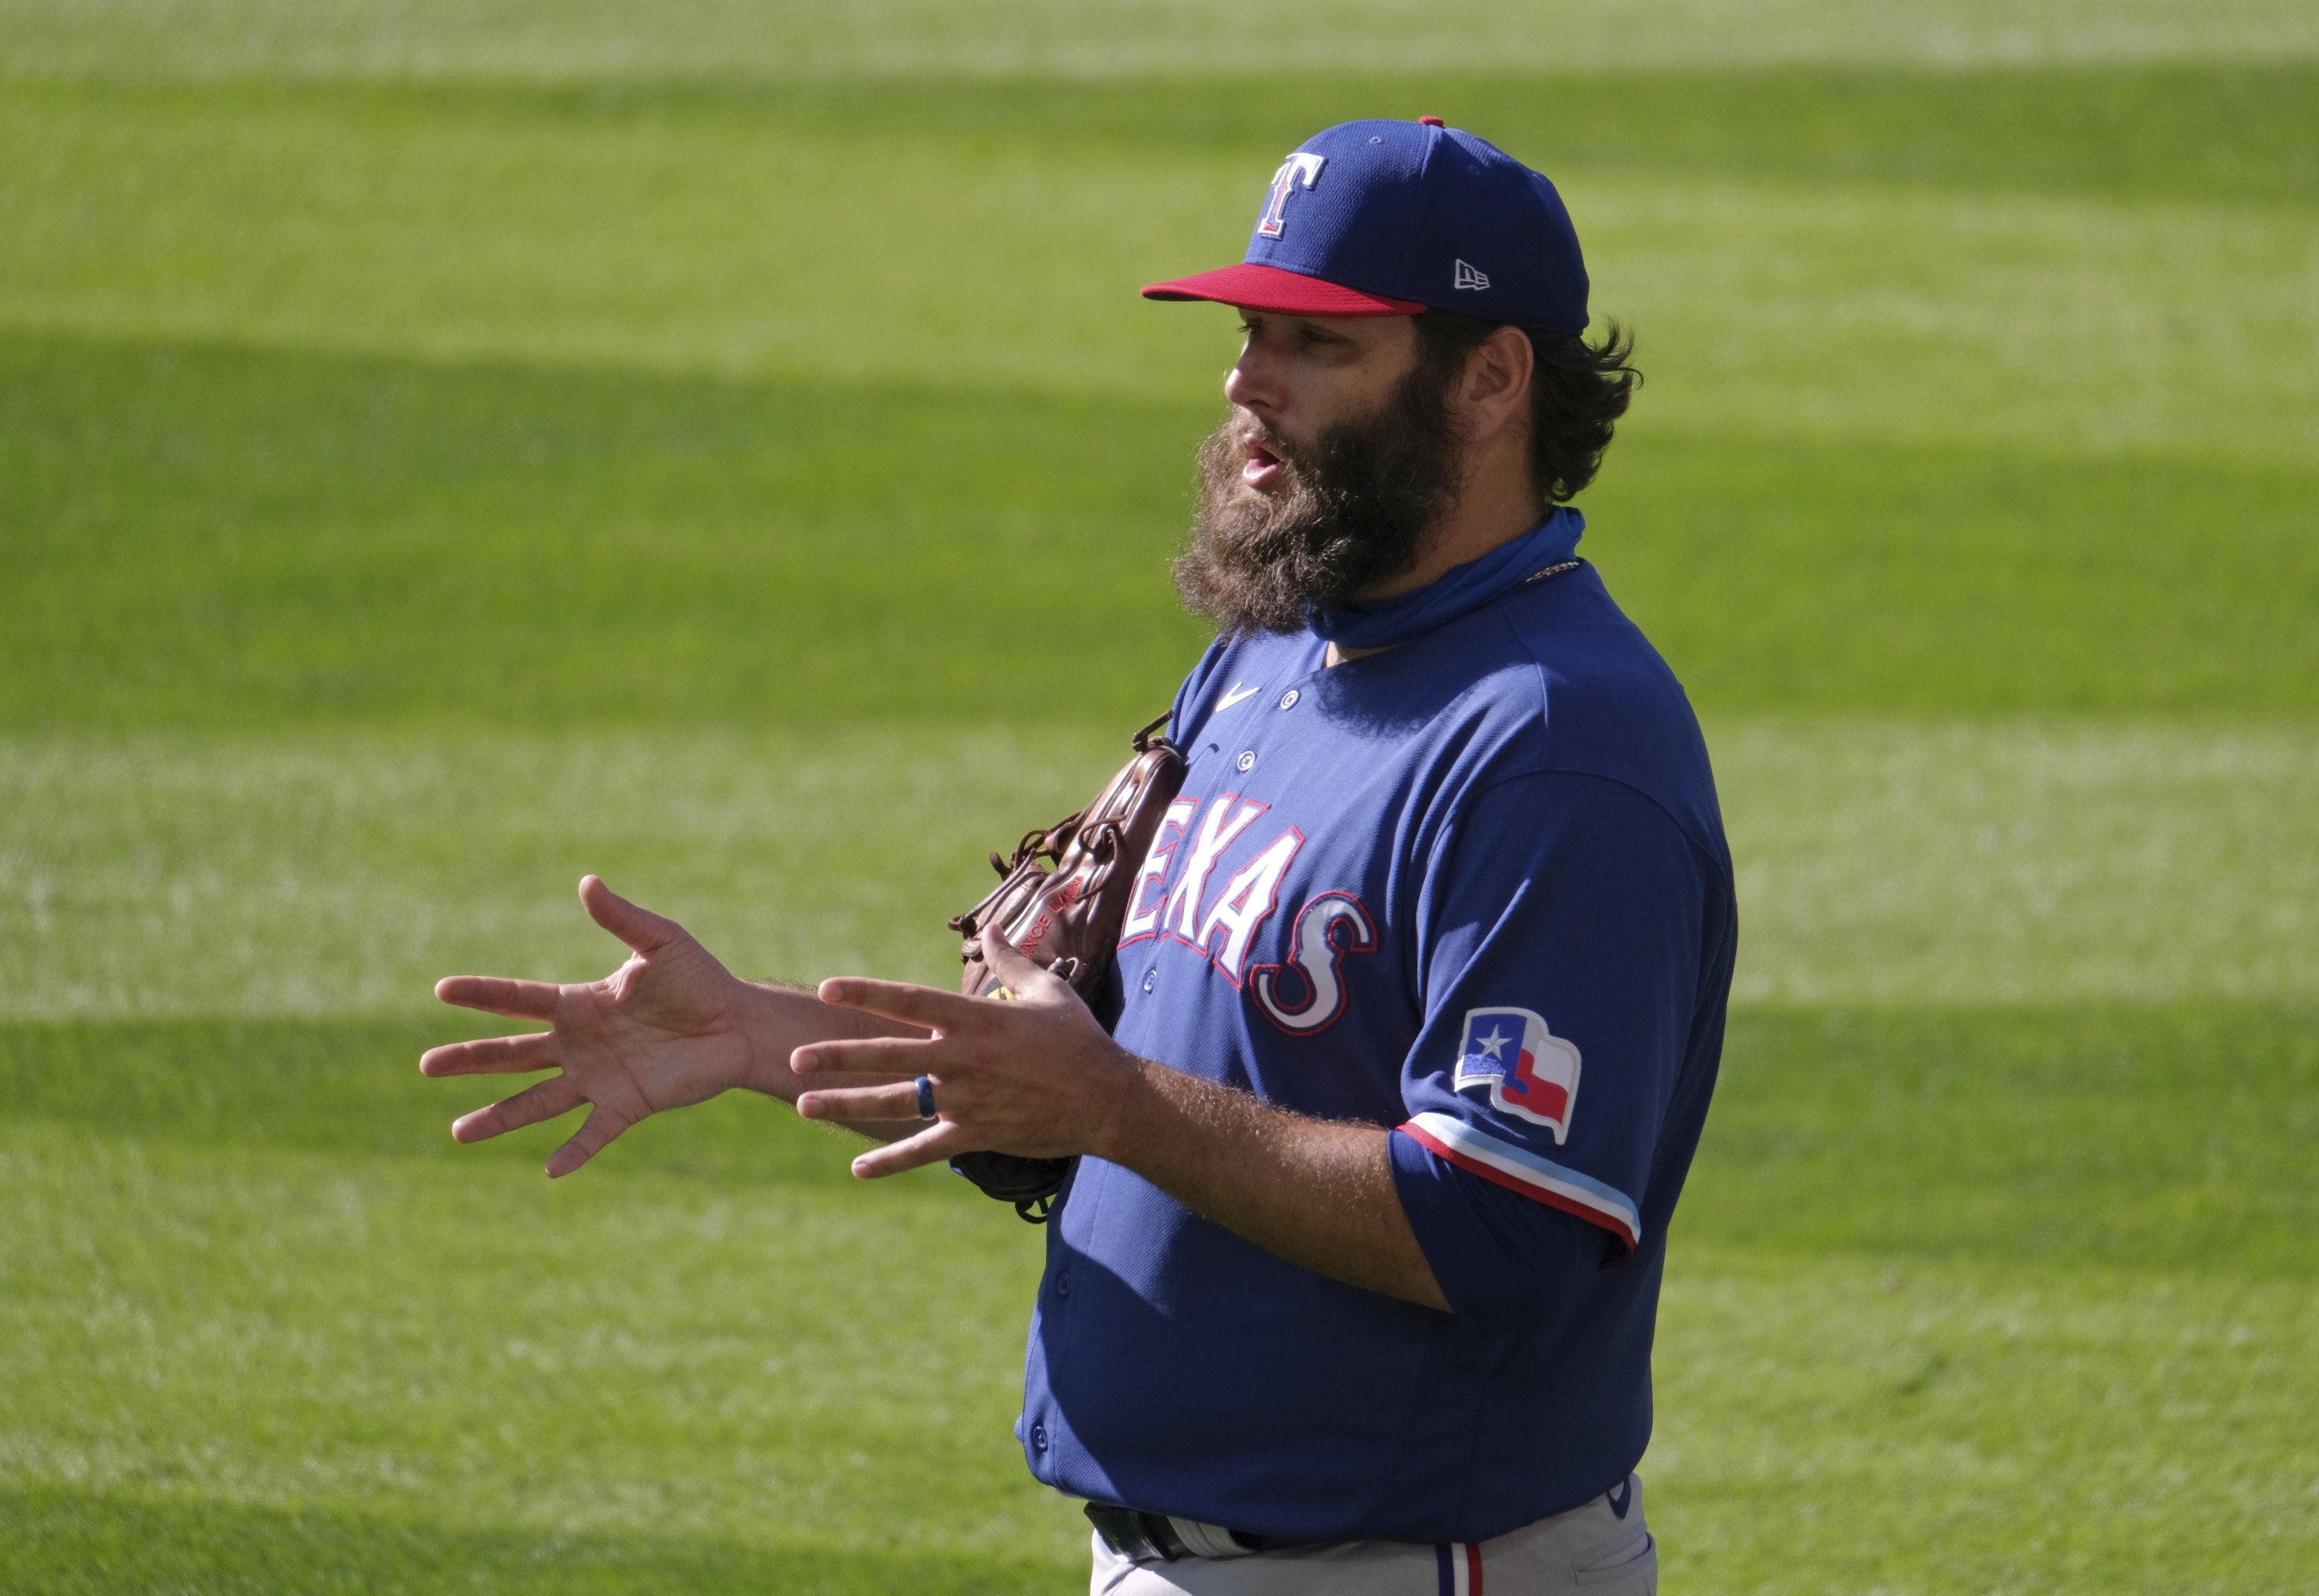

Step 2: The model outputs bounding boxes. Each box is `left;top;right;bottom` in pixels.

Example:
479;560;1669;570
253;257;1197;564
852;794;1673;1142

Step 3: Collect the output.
0;1482;1078;1595
6;330;2319;729
6;1001;2315;1271
0;1015;864;1187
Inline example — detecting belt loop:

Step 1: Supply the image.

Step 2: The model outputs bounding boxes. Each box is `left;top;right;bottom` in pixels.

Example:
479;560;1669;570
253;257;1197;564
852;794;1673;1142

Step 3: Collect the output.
1170;1518;1256;1559
1085;1503;1192;1562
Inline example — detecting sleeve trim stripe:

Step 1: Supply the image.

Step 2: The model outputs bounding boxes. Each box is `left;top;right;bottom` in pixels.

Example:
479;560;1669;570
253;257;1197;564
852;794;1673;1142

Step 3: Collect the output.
1402;1112;1642;1250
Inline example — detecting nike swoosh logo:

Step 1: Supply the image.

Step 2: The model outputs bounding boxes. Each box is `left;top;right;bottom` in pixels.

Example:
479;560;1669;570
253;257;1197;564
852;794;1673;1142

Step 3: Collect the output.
1217;683;1261;710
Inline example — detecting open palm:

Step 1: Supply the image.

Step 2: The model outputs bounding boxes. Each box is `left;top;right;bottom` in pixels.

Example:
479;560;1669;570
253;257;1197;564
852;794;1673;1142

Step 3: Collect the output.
421;874;755;1176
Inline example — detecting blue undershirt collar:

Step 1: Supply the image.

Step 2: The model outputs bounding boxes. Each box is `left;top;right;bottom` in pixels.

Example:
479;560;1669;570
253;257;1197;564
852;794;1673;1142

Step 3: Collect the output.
1309;507;1585;652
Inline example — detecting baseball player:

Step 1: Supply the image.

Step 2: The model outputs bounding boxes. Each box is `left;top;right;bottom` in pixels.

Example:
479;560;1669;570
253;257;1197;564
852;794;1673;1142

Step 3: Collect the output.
424;117;1732;1594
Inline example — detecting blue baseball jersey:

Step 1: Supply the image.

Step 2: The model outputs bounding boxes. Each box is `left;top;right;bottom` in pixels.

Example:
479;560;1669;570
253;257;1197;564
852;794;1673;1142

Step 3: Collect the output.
1016;561;1737;1545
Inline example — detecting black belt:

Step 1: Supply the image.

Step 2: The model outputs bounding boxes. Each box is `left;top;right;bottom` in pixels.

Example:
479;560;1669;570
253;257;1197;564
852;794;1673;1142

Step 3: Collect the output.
1083;1502;1311;1562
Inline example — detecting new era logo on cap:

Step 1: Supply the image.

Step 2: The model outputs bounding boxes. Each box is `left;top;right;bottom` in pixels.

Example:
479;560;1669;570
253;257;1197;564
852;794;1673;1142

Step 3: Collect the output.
1453;259;1490;291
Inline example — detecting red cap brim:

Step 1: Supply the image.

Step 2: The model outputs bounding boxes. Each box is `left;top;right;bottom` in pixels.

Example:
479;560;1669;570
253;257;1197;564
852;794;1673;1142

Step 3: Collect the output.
1140;263;1426;317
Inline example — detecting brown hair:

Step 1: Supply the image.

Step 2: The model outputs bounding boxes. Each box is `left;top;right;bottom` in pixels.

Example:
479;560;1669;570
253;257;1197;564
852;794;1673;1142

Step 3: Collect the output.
1410;309;1640;507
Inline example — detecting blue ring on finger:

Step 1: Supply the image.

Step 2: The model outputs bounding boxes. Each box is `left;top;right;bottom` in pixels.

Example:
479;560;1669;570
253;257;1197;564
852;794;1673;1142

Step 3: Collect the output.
915;1074;938;1119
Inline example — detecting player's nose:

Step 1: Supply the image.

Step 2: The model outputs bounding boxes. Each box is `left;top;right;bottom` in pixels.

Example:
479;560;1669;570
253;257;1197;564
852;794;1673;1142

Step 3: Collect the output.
1224;345;1282;416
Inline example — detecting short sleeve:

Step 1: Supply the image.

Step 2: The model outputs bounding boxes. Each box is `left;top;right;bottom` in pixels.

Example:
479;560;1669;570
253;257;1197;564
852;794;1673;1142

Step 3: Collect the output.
1388;1126;1609;1332
1394;770;1709;1268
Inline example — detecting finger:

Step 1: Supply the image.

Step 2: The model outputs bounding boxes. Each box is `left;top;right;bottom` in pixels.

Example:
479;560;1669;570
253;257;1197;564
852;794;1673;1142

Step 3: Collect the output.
783;1066;918;1090
978;927;1073;1001
795;1080;929;1124
435;975;561;1021
817;975;986;1031
578;874;686;956
850;1120;972;1180
419;1031;557;1077
452;1074;582;1143
790;1036;931;1076
546;1103;631;1179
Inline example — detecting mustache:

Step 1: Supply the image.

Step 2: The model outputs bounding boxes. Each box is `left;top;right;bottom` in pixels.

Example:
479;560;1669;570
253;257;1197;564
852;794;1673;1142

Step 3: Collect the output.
1214;415;1289;482
1223;413;1300;475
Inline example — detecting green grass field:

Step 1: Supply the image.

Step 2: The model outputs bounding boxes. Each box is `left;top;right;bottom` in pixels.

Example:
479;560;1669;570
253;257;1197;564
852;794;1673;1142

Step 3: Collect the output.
2;2;2316;1591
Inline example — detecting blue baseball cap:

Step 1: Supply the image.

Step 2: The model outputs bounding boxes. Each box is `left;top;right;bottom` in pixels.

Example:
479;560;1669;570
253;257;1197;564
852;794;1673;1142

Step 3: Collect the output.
1143;117;1590;332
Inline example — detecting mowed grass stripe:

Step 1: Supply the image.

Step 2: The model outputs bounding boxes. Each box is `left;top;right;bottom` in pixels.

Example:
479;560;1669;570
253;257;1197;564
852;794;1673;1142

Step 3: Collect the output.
2;0;2314;77
1716;722;2319;1004
6;335;2317;729
0;1485;1070;1596
0;82;1260;401
2;78;2314;457
0;1125;1076;1566
1573;172;2319;463
8;67;2318;205
5;30;2314;1596
0;1015;889;1186
5;1000;2312;1274
1691;1005;2319;1276
6;723;2314;1019
0;728;1130;1016
0;1484;1074;1596
1647;1253;2319;1595
3;1121;2310;1594
0;335;1214;733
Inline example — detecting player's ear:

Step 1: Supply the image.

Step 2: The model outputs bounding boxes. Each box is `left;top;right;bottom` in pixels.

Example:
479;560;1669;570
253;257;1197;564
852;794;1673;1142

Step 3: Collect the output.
1463;324;1534;429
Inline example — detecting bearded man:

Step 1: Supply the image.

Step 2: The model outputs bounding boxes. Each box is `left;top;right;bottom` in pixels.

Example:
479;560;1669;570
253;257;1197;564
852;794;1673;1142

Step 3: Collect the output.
423;118;1734;1595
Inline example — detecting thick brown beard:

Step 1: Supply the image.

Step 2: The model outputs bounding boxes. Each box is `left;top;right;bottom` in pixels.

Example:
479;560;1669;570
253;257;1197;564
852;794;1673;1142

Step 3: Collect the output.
1173;355;1467;637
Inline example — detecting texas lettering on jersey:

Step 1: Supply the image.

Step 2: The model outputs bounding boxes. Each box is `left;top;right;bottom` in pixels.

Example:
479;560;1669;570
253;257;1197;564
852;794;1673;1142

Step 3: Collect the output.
1118;792;1374;1032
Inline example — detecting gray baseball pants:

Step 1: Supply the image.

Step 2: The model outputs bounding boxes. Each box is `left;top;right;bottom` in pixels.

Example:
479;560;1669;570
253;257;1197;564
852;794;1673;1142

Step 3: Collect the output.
1090;1473;1656;1595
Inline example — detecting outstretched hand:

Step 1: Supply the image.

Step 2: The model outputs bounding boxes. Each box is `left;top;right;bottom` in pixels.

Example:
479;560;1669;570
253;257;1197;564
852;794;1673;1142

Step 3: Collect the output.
790;930;1143;1180
422;875;759;1177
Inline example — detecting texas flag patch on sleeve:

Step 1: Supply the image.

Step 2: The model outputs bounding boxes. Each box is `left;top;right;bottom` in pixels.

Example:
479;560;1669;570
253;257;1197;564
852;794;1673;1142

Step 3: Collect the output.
1452;1006;1582;1143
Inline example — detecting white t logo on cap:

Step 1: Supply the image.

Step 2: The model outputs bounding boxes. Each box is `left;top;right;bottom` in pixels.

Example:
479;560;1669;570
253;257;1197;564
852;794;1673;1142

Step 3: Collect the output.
1257;153;1327;238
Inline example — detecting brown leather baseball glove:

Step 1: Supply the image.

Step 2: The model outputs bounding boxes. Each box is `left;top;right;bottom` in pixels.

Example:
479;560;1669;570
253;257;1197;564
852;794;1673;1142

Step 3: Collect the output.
943;712;1187;1220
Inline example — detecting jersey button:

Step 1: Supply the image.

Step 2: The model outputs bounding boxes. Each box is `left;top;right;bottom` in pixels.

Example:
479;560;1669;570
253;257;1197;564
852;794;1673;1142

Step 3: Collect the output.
1236;750;1257;773
1030;1421;1049;1453
1055;1269;1073;1299
1278;688;1299;710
